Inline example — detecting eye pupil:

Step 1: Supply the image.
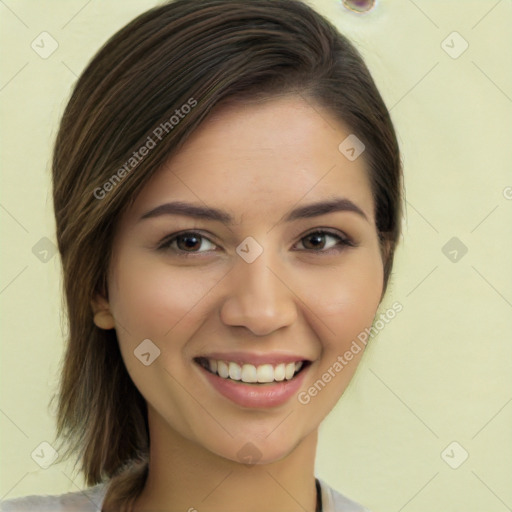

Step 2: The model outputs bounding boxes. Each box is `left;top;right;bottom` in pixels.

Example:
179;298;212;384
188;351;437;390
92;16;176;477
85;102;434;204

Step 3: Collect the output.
304;233;325;250
177;234;200;251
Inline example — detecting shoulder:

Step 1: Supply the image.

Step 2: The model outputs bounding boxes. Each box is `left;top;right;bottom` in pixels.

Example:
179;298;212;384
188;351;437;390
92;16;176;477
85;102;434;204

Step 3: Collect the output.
318;478;372;512
0;482;107;512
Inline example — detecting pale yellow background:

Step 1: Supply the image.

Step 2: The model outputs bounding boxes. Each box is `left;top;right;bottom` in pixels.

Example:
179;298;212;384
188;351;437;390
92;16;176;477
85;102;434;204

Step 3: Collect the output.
1;1;511;511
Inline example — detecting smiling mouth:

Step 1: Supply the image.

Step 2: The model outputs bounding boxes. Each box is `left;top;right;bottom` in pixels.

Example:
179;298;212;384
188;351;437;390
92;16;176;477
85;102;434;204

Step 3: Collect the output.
194;357;311;385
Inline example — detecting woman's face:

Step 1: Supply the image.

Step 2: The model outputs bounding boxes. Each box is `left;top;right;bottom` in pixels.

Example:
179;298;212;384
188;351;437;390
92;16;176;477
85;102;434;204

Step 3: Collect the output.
103;95;384;465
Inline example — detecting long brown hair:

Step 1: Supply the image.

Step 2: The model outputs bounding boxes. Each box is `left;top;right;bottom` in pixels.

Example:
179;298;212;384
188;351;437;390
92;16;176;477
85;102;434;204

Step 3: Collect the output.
49;1;403;510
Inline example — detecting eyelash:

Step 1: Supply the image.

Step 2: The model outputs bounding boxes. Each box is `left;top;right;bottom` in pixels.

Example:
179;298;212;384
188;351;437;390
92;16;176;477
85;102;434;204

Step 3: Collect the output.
157;229;356;258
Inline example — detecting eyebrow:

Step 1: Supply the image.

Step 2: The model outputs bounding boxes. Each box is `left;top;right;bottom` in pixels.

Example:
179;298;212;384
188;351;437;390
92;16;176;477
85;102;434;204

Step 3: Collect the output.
138;197;368;224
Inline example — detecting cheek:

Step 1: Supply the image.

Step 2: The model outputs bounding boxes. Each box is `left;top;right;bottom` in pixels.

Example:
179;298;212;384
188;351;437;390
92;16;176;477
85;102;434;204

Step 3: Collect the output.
299;248;384;350
293;250;382;412
109;250;217;340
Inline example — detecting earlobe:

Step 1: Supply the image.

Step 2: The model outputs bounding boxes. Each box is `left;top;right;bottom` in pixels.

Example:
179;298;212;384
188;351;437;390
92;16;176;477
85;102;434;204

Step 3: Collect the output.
91;294;115;330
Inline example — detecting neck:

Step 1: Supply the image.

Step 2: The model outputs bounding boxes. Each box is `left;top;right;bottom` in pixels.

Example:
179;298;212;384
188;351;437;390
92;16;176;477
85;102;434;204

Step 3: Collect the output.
133;405;319;512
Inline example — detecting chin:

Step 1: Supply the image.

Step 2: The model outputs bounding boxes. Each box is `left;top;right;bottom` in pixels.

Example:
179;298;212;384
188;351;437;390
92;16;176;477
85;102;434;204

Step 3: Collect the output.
206;427;308;467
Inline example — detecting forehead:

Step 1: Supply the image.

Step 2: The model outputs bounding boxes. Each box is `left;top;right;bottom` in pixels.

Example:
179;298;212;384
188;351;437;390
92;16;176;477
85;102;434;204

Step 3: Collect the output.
122;95;374;226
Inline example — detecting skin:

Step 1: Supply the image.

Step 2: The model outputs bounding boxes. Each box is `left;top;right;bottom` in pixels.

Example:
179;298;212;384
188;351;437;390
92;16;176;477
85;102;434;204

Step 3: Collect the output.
92;95;385;512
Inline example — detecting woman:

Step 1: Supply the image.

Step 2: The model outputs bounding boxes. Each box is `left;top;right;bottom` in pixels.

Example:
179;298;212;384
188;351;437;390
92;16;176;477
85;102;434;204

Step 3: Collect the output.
0;0;402;510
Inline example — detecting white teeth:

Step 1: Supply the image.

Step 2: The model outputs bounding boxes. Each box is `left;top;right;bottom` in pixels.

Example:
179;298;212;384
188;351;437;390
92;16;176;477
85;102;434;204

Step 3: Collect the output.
203;358;305;384
274;363;286;382
241;364;257;383
257;364;274;383
228;361;241;380
217;360;229;379
285;362;295;380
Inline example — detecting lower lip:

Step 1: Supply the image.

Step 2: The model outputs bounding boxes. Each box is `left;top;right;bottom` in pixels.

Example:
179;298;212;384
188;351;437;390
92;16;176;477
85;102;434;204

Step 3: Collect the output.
197;363;309;408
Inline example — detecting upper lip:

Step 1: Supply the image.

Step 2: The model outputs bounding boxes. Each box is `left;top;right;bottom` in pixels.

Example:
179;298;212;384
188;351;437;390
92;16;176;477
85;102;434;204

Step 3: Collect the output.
196;351;311;366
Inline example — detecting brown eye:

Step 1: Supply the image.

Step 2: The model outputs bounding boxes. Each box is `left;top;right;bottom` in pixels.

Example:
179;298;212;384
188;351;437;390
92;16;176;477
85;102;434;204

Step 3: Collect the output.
159;231;217;255
302;232;328;250
295;230;354;253
176;233;202;252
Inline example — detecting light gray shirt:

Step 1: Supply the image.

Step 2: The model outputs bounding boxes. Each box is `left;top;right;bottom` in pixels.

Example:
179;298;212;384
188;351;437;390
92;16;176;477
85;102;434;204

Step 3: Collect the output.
0;478;371;511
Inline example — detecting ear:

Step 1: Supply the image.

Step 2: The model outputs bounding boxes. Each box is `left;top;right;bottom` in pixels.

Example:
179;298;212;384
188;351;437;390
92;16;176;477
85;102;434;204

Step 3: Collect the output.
91;293;115;330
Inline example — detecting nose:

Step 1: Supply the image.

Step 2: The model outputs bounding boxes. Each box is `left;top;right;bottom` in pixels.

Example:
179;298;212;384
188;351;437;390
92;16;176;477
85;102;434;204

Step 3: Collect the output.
220;251;298;337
